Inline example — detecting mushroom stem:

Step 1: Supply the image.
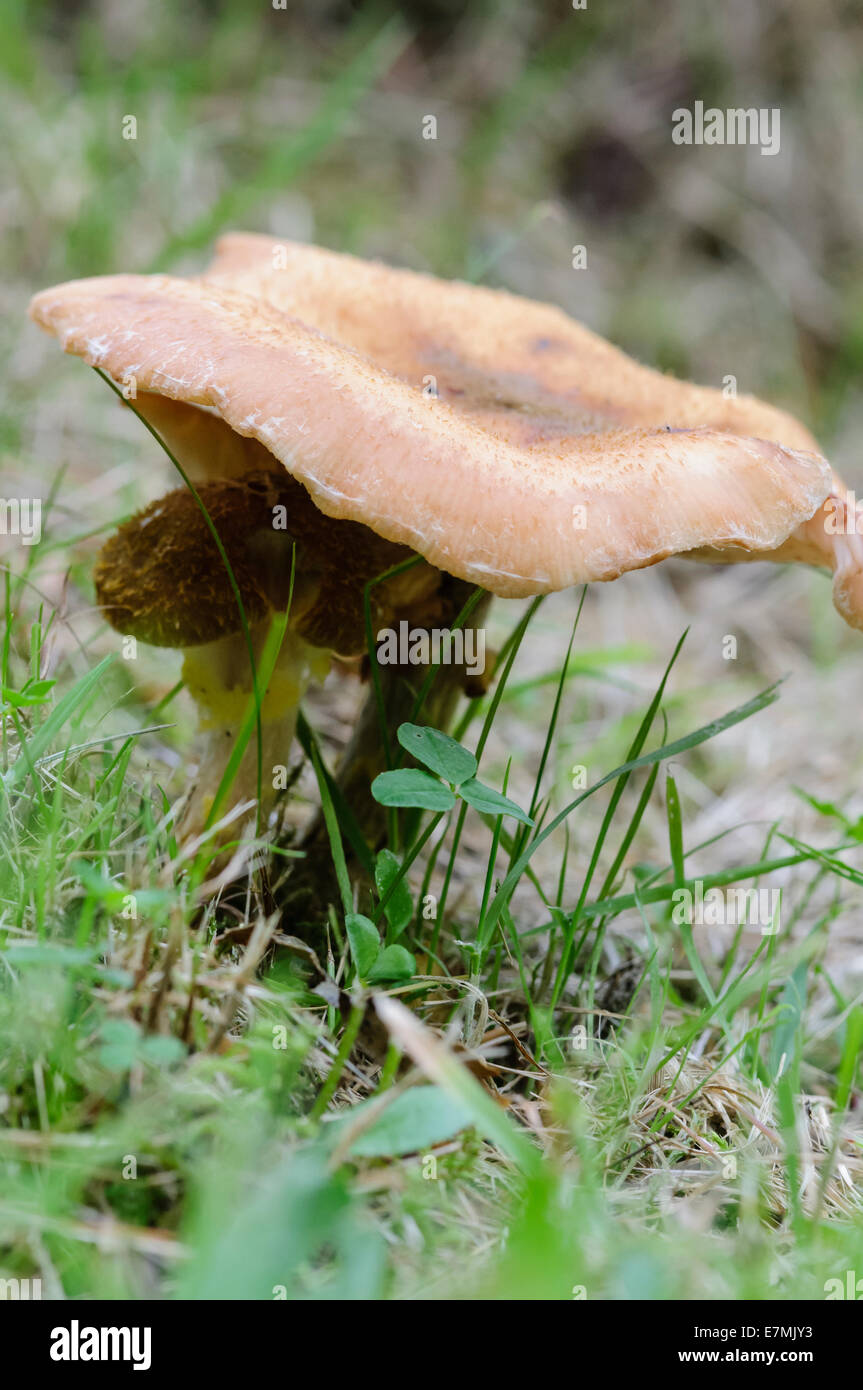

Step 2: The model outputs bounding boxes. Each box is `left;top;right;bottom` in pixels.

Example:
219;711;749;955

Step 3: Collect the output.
177;622;330;841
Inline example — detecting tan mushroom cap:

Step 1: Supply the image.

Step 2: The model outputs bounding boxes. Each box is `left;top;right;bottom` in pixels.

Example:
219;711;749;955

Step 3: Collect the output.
29;249;833;602
205;233;820;453
204;237;863;630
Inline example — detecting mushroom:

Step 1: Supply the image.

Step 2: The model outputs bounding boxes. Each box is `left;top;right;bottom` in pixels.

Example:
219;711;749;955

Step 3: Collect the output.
27;239;856;852
92;463;446;837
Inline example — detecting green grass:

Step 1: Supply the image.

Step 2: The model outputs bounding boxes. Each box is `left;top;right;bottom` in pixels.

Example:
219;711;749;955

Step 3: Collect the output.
2;558;863;1299
3;0;863;1302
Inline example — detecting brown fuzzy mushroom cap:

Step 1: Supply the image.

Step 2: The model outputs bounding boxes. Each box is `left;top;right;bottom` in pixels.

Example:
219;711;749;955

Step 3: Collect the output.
95;477;275;646
94;467;438;654
30;251;832;600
